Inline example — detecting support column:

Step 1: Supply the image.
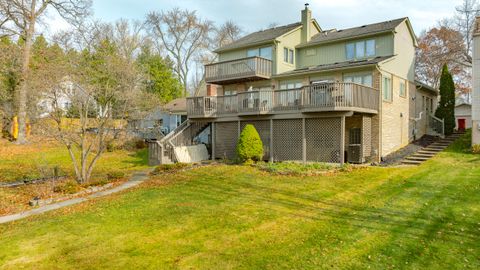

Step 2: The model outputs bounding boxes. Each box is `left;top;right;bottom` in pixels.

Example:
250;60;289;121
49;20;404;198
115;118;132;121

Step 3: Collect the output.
211;122;216;160
269;119;274;162
302;118;306;164
238;121;241;137
340;116;346;165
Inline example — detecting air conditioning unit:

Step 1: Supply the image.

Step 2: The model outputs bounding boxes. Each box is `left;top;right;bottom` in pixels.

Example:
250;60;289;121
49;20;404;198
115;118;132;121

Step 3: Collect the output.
348;144;363;164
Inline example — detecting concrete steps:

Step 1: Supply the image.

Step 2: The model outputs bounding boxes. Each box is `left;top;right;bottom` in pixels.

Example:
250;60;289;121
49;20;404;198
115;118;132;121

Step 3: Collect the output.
401;132;464;165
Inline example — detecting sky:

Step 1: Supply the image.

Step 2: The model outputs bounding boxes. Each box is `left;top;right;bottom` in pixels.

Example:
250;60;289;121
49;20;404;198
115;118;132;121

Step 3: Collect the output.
42;0;465;37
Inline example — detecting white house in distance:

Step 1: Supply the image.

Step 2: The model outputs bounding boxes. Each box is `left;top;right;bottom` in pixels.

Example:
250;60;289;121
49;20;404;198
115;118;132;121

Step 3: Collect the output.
473;17;480;145
455;100;472;131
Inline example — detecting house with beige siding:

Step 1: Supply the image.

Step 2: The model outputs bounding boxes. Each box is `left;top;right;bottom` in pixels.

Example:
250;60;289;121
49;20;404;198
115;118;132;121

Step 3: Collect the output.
152;4;441;165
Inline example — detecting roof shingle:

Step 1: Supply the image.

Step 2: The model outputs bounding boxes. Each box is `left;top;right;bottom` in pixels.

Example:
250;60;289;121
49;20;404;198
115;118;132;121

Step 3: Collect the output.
298;18;406;47
215;22;302;52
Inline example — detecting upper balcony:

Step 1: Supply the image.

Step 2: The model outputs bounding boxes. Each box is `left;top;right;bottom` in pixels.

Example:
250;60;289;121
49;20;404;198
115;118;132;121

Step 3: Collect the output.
205;56;272;85
187;82;379;118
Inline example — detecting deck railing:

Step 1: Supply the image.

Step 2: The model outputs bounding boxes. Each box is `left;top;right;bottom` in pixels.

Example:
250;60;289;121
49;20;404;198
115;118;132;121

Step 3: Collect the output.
187;82;379;117
205;56;272;83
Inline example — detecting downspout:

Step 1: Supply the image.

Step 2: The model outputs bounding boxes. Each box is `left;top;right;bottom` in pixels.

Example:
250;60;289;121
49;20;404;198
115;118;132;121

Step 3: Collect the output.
374;65;383;162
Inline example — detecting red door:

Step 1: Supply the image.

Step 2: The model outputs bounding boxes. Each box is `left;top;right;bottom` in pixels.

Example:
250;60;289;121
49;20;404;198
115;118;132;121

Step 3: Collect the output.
458;119;466;131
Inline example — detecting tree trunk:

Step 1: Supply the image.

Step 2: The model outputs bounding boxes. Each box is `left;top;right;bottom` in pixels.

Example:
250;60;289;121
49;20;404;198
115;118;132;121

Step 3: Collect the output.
15;12;36;144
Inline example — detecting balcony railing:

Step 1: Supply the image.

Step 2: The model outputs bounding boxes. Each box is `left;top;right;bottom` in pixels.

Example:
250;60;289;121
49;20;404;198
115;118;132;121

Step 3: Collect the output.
187;82;379;118
205;56;272;85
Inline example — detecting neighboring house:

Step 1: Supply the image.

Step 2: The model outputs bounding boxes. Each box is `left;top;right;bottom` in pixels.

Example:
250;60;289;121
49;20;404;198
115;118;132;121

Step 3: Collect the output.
157;5;441;165
162;98;188;134
473;17;480;145
129;98;187;139
455;101;472;131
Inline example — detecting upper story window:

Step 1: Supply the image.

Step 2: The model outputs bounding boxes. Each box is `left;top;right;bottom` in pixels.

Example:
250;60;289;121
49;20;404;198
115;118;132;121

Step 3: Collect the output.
248;46;273;60
346;39;376;60
283;47;294;64
382;76;392;102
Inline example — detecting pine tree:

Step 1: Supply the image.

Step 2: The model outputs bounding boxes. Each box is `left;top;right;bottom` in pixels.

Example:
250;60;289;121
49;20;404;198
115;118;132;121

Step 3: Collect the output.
435;64;456;135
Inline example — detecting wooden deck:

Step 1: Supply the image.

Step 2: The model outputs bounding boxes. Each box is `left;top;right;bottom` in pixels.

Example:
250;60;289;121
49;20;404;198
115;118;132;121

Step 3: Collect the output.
187;82;380;118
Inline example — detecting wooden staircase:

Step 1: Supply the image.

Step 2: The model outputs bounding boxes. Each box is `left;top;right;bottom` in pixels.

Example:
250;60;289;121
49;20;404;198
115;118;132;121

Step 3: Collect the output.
401;131;465;165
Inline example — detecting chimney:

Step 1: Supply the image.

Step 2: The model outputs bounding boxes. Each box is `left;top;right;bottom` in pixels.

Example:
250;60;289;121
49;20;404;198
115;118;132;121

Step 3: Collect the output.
301;3;312;43
206;84;217;96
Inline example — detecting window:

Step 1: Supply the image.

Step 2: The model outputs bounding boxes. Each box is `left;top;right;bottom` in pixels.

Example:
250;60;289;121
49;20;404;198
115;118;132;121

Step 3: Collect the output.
224;90;237;96
247;48;259;57
283;47;294;64
399;81;406;97
355;41;365;58
259;46;272;60
346;39;376;60
247;46;272;60
346;43;355;60
280;82;303;90
344;74;373;87
366;40;376;57
382;76;392;101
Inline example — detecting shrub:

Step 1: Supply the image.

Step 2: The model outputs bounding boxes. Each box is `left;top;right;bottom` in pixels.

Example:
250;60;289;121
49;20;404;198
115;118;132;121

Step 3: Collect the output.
54;181;81;194
236;124;264;163
472;144;480;154
257;161;333;175
151;163;190;175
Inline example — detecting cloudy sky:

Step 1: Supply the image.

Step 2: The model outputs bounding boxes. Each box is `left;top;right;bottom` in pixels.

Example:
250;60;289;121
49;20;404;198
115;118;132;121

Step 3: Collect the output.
43;0;463;36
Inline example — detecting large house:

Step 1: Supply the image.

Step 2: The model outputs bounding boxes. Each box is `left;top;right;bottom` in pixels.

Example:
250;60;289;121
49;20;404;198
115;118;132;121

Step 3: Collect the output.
153;5;441;165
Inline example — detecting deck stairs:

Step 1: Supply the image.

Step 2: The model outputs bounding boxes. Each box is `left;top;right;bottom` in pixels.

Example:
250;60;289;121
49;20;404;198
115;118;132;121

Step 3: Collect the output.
401;131;465;165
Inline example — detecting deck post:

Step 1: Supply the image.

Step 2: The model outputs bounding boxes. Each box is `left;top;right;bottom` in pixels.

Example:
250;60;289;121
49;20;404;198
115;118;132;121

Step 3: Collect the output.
302;118;306;164
269;119;274;162
211;122;216;160
340;116;346;165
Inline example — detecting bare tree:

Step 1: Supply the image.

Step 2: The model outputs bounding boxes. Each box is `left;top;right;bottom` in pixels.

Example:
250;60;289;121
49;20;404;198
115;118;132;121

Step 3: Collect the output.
146;8;213;97
0;0;91;144
40;28;152;184
416;27;469;93
451;0;480;64
215;20;242;49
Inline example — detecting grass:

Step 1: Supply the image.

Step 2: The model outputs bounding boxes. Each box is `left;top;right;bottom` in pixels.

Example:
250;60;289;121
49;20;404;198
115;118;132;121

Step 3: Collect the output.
0;138;149;183
0;133;479;269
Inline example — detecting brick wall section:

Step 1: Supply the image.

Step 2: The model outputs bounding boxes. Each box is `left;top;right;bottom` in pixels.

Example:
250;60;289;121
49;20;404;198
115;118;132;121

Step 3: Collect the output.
362;116;372;161
381;73;410;156
370;69;382;162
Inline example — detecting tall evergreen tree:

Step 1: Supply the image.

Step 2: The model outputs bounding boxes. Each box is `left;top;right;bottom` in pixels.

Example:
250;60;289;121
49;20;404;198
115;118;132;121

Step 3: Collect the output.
435;64;456;135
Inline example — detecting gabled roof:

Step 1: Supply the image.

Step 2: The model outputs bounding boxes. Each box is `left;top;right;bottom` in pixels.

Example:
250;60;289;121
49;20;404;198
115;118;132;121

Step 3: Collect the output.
273;55;394;77
297;17;411;48
214;22;302;53
415;80;438;95
163;98;187;114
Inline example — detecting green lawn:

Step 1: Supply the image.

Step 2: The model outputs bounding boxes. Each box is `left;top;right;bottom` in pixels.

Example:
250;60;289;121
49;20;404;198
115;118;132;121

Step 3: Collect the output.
0;139;149;183
0;134;479;269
